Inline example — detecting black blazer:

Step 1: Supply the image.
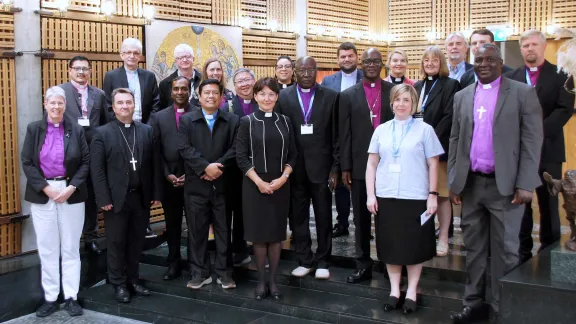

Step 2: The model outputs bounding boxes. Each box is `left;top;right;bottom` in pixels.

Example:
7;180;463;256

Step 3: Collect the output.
236;112;298;175
414;77;460;159
148;104;194;180
103;66;160;124
159;69;202;109
59;82;108;143
21;119;90;204
339;80;394;180
460;65;513;88
226;93;258;116
505;60;575;163
275;84;339;183
90;121;163;213
177;109;239;197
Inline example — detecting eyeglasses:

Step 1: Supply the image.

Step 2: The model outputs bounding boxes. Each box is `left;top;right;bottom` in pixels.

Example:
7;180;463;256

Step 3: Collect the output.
71;67;91;72
361;59;384;66
295;68;317;75
276;64;293;70
121;51;141;57
175;55;193;61
234;78;254;86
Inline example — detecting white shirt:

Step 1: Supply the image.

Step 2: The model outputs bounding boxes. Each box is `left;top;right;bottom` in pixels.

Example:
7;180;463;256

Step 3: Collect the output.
124;66;142;121
340;69;358;92
367;117;444;199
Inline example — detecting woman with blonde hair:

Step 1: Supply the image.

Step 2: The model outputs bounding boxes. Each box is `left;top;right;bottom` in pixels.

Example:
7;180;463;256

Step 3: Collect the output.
384;49;416;85
190;57;235;110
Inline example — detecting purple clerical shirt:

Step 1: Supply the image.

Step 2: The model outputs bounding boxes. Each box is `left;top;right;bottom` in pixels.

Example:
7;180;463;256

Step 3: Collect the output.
238;97;252;116
174;104;188;129
362;80;382;129
526;63;543;87
40;121;66;178
297;84;316;124
470;76;502;174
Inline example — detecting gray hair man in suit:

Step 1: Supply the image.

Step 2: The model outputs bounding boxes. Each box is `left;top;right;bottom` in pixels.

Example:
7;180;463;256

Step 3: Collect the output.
448;44;543;323
59;56;108;255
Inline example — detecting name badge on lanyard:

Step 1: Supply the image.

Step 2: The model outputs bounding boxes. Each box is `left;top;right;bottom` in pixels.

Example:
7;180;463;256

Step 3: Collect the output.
297;89;315;135
391;118;414;166
417;80;438;116
78;118;90;127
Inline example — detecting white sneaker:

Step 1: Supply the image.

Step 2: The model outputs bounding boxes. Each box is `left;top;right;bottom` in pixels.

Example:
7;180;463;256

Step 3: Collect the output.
315;268;330;280
291;266;312;277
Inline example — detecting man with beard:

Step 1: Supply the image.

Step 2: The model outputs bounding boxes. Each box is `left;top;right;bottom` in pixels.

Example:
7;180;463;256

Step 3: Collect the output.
148;77;194;280
506;30;575;262
321;42;363;238
159;44;203;109
339;48;394;284
449;44;542;323
445;32;473;82
276;56;339;279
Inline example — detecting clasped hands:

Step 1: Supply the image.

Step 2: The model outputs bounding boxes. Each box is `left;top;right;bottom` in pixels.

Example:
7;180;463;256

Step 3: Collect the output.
256;177;287;195
43;185;75;204
167;174;185;187
201;163;224;181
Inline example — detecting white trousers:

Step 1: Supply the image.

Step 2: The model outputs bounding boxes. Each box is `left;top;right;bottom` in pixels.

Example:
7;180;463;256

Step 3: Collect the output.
31;180;85;302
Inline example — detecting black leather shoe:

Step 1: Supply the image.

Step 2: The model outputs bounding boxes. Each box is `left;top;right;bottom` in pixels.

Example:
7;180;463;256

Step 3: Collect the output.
128;283;150;296
383;296;400;311
332;225;349;238
346;268;372;283
85;241;102;255
63;298;83;316
402;298;417;315
162;265;182;280
36;300;59;317
115;285;131;303
451;306;482;323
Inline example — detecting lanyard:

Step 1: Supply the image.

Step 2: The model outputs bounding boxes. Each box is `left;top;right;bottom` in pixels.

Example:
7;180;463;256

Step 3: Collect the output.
367;91;381;114
296;89;315;124
525;69;535;87
392;118;414;158
417;80;438;112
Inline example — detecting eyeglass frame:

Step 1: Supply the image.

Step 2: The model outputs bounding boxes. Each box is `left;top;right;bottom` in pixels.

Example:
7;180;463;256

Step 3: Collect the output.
70;67;91;72
361;59;385;66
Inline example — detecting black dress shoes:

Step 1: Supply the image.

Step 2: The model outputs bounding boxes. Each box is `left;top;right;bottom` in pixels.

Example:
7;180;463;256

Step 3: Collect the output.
162;266;182;280
36;300;59;317
402;298;417;315
115;285;131;303
128;283;150;296
383;296;400;311
346;268;372;283
332;224;349;238
451;306;482;323
85;241;102;255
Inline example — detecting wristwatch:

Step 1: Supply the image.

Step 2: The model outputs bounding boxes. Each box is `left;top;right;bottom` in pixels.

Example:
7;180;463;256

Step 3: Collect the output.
429;191;439;196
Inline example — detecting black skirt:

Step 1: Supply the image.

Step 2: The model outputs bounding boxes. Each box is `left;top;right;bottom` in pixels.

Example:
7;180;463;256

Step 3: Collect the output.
375;197;435;265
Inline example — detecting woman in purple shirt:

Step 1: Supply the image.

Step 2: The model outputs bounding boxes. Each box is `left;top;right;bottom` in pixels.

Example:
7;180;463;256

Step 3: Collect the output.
21;86;90;318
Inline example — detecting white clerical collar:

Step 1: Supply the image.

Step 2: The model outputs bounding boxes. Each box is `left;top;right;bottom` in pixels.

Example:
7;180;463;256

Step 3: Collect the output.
427;76;434;80
482;84;492;89
243;99;251;104
393;116;413;124
395;78;402;82
202;109;217;120
282;84;288;88
529;66;538;72
259;108;273;117
301;88;311;93
177;108;185;113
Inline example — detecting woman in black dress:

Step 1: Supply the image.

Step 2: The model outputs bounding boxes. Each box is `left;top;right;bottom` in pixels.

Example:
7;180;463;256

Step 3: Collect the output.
236;77;297;300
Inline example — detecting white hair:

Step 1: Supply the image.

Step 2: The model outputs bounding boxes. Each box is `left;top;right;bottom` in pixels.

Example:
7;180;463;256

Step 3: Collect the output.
519;29;547;45
233;68;256;82
121;38;143;53
45;86;66;102
445;32;469;47
173;44;195;58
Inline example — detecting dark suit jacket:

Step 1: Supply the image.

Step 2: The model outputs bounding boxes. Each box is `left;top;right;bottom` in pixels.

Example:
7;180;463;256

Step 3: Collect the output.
414;77;460;159
90;121;163;213
148;104;194;180
321;69;363;92
103;66;160;124
505;60;575;163
339;80;394;180
59;82;108;143
275;84;339;183
159;69;202;109
21;119;90;204
460;65;513;88
177;109;239;197
449;77;543;196
217;91;248;114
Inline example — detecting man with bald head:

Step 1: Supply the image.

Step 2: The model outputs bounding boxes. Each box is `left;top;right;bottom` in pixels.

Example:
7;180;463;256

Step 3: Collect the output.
276;56;339;279
339;48;394;283
449;44;543;323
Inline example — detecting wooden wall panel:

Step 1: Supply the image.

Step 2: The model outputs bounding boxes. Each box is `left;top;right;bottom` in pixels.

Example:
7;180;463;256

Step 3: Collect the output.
180;0;212;23
0;222;22;257
434;0;469;39
143;0;180;20
267;0;295;32
552;0;576;29
307;39;387;66
509;0;553;33
41;0;102;13
368;0;387;35
242;0;268;29
308;0;369;36
389;0;432;41
245;65;275;79
212;0;241;26
242;33;296;61
243;35;267;60
0;59;19;216
0;14;14;49
470;0;510;30
116;0;143;17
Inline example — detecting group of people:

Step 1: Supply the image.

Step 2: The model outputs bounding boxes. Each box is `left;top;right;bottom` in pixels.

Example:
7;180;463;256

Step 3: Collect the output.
21;27;574;324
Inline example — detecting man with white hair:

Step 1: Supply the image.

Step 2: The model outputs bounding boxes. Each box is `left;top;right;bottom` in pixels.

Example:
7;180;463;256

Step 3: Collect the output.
159;44;202;109
445;32;473;81
506;30;575;262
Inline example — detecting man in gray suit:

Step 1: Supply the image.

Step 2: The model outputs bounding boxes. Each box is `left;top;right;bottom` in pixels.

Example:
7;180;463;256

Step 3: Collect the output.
448;44;543;323
59;55;109;254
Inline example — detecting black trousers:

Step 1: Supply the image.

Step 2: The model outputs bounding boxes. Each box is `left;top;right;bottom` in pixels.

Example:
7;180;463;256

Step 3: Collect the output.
104;191;149;286
83;176;99;242
351;179;373;269
334;181;351;229
225;179;248;258
519;162;562;255
185;191;232;278
162;183;187;266
291;178;332;268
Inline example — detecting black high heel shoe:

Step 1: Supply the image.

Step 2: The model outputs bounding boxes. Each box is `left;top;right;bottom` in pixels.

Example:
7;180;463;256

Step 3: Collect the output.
268;287;282;301
255;286;268;300
402;298;417;314
383;296;400;311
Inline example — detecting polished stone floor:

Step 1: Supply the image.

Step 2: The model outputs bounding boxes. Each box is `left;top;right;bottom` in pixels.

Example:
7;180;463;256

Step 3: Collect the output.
3;309;148;324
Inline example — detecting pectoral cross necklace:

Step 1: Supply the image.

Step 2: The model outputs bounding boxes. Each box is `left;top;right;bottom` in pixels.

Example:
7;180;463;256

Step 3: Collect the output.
118;126;137;171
